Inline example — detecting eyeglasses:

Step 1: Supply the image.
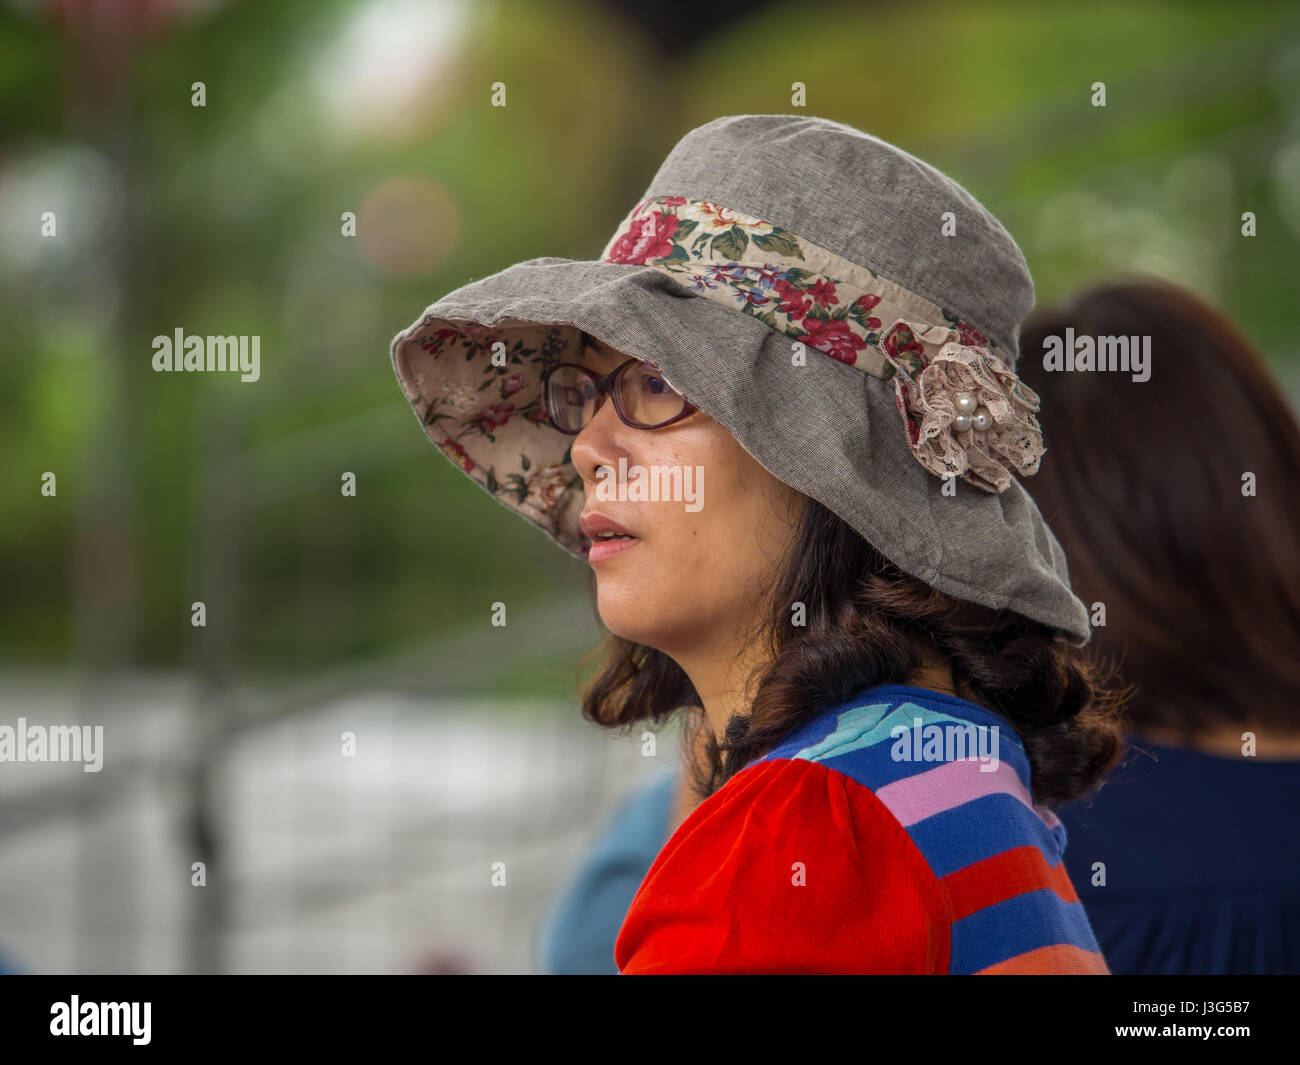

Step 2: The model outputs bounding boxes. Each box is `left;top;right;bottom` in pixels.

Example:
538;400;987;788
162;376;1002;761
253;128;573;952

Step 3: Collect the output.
540;358;697;435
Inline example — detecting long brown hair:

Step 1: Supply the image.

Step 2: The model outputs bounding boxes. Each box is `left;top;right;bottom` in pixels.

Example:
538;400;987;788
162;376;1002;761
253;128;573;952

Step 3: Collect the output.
1017;276;1300;739
578;493;1126;810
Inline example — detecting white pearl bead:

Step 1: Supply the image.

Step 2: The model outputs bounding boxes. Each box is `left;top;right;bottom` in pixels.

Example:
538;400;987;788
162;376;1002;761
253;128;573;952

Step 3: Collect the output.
952;411;972;432
954;392;977;415
972;407;993;432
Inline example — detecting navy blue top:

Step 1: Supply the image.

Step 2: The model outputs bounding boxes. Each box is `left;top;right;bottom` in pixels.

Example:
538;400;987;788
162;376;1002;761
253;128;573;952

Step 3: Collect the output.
1058;736;1300;974
536;733;1300;975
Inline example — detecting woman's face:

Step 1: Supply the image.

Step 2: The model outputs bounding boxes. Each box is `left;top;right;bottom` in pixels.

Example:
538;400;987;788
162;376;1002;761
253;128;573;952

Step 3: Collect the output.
568;337;802;658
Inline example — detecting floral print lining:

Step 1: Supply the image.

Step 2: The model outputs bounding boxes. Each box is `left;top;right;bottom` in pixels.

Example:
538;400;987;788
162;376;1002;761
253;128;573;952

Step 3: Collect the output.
397;319;588;554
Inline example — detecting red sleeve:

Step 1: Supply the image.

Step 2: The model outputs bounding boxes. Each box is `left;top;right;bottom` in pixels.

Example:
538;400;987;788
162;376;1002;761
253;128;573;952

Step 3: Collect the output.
614;757;951;974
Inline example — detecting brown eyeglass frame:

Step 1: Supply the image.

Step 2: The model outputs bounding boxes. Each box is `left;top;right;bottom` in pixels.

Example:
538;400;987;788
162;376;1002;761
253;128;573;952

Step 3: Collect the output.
540;358;697;435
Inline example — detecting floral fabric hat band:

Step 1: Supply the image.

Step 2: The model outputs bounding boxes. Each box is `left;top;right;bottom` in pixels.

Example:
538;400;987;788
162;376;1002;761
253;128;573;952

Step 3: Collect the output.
600;195;1044;493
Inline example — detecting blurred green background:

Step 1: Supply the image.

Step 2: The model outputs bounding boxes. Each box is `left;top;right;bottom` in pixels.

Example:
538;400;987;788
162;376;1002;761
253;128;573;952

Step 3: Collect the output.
3;0;1299;690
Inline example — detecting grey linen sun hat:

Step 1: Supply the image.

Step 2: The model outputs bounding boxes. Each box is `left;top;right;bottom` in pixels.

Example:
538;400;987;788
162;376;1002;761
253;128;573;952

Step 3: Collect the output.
390;114;1091;644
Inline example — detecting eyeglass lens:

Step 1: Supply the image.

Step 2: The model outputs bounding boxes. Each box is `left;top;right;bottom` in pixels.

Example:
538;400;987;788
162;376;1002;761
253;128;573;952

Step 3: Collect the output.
545;362;686;431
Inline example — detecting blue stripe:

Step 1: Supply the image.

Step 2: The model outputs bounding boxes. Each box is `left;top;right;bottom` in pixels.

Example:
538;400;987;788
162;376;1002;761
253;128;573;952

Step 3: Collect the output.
904;792;1063;878
949;890;1100;974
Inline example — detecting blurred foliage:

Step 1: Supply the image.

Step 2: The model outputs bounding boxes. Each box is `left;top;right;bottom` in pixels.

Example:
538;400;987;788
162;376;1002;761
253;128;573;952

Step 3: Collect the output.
1;0;1297;683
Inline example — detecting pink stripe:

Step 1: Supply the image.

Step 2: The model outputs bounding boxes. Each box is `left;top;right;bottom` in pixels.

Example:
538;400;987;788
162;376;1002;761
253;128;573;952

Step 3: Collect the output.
875;759;1061;832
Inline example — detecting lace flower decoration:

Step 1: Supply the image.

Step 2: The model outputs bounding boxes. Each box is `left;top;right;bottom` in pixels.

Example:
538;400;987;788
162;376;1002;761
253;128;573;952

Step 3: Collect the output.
878;318;1044;493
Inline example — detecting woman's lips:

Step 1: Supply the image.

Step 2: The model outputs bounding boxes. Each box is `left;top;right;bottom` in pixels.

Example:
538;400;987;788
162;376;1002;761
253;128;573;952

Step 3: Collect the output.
586;535;640;564
579;511;640;563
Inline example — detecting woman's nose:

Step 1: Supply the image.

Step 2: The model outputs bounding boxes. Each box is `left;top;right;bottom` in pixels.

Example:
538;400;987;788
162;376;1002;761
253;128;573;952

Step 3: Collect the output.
569;397;633;487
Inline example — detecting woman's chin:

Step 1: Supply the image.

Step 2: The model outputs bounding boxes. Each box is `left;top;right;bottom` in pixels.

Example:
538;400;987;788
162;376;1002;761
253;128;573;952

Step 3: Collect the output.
595;604;644;642
595;595;665;647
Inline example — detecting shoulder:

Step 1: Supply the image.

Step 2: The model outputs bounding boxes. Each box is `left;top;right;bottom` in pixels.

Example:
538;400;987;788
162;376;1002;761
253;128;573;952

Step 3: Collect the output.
758;685;1061;871
616;685;1110;974
758;684;1108;973
615;753;950;974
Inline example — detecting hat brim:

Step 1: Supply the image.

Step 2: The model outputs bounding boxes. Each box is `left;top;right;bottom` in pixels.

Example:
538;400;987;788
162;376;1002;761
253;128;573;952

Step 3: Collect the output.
391;256;1092;644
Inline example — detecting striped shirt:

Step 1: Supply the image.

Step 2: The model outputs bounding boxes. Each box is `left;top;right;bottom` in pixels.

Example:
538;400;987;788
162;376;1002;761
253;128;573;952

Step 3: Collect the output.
615;684;1109;974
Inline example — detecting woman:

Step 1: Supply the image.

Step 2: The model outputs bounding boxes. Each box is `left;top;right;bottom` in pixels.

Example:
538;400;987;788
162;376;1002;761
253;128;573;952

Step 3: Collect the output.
1016;278;1300;974
391;115;1124;974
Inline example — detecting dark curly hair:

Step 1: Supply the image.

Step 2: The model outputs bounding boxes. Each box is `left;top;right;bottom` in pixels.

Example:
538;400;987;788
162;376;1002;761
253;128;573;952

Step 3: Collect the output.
578;494;1128;810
